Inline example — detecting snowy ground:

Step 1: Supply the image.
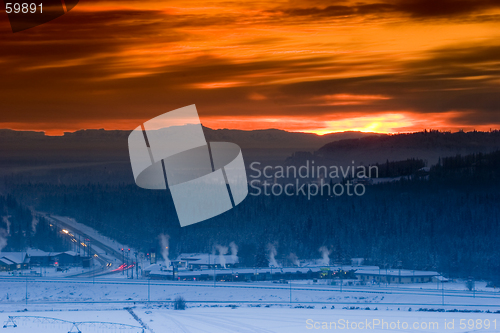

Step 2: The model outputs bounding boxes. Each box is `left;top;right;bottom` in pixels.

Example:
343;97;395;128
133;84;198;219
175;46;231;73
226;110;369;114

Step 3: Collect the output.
1;278;500;332
1;278;499;307
1;305;500;332
137;306;500;333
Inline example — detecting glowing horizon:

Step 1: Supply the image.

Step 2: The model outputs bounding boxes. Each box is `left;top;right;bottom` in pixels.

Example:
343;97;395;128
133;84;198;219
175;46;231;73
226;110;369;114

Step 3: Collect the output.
3;110;499;137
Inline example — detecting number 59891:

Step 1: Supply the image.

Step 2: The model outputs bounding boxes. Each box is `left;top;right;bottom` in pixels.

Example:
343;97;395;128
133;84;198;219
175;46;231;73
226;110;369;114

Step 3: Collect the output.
5;3;42;14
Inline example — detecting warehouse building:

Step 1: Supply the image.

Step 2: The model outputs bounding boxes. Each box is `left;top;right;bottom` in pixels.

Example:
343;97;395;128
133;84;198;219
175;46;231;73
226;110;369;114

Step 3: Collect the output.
355;268;441;284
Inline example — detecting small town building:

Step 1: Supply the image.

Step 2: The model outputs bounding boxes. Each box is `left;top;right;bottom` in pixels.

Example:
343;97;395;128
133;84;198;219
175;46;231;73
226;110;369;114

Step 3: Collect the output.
176;253;239;269
0;253;30;271
355;268;441;284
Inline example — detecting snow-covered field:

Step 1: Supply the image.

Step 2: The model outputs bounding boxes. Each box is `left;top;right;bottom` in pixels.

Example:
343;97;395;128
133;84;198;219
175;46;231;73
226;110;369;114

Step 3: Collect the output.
1;278;500;332
1;278;499;307
138;307;500;333
1;305;500;332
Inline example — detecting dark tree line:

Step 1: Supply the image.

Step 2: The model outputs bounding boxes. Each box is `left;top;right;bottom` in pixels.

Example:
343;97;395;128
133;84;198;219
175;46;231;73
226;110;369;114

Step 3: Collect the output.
371;158;426;178
4;151;500;283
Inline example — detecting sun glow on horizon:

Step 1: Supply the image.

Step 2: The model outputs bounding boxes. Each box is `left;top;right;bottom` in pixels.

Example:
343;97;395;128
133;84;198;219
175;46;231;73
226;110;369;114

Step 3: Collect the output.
200;111;497;136
2;111;498;137
308;113;414;135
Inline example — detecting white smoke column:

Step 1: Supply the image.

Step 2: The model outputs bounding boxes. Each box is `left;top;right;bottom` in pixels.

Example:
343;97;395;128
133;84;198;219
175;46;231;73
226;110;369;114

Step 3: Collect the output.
319;246;331;266
2;216;11;235
216;245;228;268
0;216;10;253
0;229;7;253
267;243;279;267
229;241;238;264
288;253;300;267
159;234;171;268
31;214;39;234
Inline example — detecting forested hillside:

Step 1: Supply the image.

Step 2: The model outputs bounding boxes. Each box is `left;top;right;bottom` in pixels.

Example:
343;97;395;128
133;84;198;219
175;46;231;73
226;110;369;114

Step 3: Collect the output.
287;130;500;166
5;151;500;282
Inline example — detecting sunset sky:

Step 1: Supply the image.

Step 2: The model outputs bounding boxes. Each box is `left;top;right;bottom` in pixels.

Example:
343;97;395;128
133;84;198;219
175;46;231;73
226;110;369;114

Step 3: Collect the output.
1;0;500;135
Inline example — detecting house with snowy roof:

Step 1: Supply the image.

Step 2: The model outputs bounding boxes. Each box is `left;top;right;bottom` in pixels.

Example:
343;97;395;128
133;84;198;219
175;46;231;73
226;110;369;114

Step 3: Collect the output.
0;252;30;271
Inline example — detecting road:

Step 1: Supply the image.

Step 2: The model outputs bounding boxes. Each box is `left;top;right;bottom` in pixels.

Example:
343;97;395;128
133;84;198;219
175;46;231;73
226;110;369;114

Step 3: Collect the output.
38;213;134;278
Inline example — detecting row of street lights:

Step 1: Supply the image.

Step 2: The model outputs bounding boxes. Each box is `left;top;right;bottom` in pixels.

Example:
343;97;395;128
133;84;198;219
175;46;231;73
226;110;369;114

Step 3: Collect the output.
120;248;141;279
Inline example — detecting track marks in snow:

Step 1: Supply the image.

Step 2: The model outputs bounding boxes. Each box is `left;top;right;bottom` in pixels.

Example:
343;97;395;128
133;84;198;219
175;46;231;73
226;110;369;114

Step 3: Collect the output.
157;312;191;333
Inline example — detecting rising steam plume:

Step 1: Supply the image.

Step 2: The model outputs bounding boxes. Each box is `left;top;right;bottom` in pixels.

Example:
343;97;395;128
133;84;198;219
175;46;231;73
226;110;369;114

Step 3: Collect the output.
216;245;228;268
229;241;238;264
31;214;39;234
2;216;10;235
0;229;7;253
288;253;300;267
267;243;279;267
319;246;331;266
159;234;171;268
0;216;11;253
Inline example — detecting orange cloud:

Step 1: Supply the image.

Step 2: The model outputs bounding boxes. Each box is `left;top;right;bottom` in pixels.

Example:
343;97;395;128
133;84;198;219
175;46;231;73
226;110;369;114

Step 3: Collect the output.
0;0;500;134
193;81;247;89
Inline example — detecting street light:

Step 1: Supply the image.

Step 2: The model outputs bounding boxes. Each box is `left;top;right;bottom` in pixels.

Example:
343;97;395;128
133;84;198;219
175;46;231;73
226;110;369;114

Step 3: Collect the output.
385;264;388;287
397;261;402;285
135;252;138;279
121;248;124;275
127;248;131;278
88;239;94;284
213;255;216;287
378;266;381;286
